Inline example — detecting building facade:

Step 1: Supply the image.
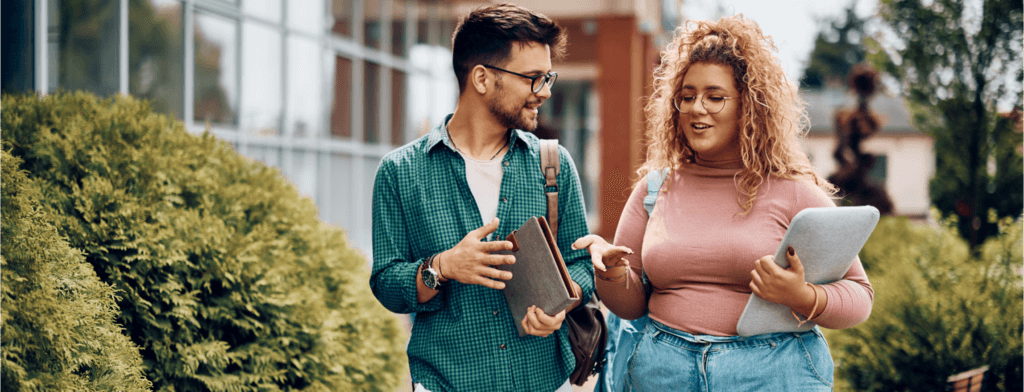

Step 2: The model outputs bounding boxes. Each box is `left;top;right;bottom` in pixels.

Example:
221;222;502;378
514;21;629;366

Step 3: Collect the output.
3;0;680;254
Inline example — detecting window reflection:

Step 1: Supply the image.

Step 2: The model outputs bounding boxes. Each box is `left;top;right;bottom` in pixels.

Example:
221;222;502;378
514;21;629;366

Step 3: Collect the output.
243;0;281;22
331;56;352;138
391;0;406;56
391;69;406;145
288;0;323;34
331;0;352;36
49;0;120;96
240;21;281;136
363;61;380;143
287;36;320;138
3;1;35;93
194;12;238;126
416;2;434;46
363;0;382;49
129;0;183;119
439;8;456;49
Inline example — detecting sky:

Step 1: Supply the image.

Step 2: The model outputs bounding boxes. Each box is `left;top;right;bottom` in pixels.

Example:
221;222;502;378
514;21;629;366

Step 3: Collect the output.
681;0;880;83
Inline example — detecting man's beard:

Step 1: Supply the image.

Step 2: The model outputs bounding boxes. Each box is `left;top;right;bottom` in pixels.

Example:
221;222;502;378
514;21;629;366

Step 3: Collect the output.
488;81;538;131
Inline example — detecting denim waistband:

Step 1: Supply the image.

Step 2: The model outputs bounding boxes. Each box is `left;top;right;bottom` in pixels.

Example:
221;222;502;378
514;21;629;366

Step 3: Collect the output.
648;319;819;351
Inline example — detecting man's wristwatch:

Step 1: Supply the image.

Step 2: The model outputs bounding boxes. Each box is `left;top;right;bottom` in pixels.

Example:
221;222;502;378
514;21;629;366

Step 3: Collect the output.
421;255;442;290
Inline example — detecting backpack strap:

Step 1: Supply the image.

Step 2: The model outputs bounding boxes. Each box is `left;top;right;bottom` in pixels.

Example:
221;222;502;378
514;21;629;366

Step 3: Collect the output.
539;139;560;239
640;169;668;296
643;169;668;217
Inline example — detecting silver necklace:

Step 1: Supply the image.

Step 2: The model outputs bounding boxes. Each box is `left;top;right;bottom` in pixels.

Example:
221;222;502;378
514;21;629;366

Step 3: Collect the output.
447;125;509;161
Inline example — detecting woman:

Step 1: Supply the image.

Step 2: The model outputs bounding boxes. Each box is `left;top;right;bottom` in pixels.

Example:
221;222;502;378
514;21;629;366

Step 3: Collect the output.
574;16;873;391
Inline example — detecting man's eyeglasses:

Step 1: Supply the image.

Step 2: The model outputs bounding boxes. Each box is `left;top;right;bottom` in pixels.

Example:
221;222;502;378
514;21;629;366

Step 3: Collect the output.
673;92;738;114
482;64;557;93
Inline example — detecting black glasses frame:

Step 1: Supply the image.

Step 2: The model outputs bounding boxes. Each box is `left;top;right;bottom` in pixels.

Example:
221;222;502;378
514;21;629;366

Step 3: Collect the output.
482;64;557;93
673;92;739;114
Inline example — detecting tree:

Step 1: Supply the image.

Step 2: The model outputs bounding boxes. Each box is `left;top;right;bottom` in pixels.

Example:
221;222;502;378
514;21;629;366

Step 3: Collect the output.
868;0;1023;247
800;1;870;89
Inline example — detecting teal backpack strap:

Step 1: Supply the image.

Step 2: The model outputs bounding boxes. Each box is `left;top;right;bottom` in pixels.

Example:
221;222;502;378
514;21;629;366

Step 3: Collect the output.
643;169;668;217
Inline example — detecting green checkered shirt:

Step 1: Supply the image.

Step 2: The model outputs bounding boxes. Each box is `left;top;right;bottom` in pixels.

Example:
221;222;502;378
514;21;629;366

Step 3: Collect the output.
370;115;595;392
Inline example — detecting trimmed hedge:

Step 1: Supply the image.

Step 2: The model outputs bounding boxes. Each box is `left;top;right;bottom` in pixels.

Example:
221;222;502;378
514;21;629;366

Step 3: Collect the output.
1;92;407;392
825;214;1023;391
1;150;152;392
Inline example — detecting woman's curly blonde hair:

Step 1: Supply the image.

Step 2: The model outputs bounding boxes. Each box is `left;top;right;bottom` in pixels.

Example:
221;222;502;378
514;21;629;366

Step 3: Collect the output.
639;15;836;213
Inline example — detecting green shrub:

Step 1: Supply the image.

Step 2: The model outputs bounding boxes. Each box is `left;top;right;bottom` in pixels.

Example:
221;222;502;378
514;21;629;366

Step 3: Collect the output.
825;214;1023;391
1;151;151;392
1;92;407;392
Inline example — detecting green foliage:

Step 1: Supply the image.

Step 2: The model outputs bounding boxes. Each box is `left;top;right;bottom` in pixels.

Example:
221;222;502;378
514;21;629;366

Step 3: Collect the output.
1;151;152;392
825;214;1023;391
871;0;1024;246
1;92;407;392
799;1;869;89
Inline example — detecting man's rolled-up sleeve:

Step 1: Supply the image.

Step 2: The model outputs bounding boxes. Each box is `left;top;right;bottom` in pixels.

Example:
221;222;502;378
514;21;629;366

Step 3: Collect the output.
369;160;446;314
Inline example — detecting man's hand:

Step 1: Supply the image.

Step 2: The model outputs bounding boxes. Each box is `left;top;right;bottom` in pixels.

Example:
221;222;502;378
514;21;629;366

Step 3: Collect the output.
438;217;516;290
521;305;565;338
749;246;817;315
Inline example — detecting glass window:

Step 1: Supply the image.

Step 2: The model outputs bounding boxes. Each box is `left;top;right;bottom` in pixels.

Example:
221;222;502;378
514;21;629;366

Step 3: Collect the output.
363;0;382;49
363;61;381;143
129;0;184;119
243;0;281;23
416;2;433;46
288;0;323;34
49;0;120;96
390;0;407;56
330;0;352;36
330;56;352;138
194;12;238;126
240;21;282;136
439;8;457;49
287;36;320;138
291;150;318;200
391;69;406;145
3;0;35;93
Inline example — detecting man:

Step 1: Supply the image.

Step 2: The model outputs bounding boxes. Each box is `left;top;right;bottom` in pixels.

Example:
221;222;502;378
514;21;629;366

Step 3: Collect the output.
369;4;594;392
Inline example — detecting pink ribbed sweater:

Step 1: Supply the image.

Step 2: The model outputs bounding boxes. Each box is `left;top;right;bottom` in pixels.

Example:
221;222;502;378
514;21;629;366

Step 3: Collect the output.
599;161;874;336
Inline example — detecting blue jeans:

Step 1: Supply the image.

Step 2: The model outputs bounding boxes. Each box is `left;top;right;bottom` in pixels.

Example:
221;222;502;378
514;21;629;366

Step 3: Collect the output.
626;320;834;392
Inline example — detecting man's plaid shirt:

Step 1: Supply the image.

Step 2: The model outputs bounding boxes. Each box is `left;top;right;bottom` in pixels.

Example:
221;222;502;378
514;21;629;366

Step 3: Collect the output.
370;115;595;392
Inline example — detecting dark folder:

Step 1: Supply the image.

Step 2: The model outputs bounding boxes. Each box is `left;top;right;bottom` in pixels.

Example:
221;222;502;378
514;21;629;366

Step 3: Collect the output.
495;216;581;337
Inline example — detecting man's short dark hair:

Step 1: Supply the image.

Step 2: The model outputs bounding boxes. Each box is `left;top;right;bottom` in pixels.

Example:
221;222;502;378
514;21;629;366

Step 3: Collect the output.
452;3;566;93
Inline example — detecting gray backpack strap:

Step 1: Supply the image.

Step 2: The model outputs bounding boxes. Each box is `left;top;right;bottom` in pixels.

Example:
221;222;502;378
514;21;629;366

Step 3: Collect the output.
539;139;560;239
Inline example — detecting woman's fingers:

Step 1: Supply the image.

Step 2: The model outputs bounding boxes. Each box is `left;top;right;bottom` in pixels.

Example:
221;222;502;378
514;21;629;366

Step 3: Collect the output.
571;234;604;250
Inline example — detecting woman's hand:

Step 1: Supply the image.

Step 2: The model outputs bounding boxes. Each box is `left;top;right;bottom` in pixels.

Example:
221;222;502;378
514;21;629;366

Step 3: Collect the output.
571;234;634;275
749;246;818;316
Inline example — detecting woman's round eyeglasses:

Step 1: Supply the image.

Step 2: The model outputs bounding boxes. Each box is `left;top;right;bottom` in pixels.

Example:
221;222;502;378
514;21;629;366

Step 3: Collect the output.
673;92;738;114
482;64;558;93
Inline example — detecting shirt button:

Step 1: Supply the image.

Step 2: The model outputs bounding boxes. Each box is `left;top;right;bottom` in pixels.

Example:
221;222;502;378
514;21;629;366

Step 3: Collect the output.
493;310;499;316
499;344;507;350
503;161;509;167
501;197;508;202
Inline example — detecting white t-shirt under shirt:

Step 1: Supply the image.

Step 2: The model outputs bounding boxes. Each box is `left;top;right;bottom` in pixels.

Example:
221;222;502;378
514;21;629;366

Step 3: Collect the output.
460;152;504;229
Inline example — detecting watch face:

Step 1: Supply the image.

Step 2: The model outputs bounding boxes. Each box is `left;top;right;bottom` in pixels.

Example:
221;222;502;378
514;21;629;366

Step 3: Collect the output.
422;266;440;289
